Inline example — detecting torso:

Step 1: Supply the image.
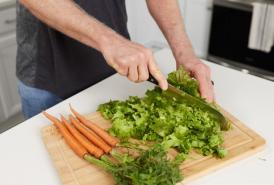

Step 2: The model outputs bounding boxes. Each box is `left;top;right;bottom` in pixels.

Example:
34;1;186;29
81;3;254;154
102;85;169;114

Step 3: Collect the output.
16;0;130;98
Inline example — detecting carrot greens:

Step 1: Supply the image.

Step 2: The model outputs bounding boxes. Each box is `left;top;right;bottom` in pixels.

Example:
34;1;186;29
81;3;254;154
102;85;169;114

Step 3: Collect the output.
84;144;183;185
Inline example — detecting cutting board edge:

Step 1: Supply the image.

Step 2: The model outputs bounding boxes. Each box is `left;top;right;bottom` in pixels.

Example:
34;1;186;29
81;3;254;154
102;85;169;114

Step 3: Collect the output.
182;136;266;184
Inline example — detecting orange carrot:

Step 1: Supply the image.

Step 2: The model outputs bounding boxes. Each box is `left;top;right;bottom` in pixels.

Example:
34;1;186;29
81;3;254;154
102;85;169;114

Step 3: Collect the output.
43;112;88;158
60;115;104;158
70;105;118;147
69;115;112;153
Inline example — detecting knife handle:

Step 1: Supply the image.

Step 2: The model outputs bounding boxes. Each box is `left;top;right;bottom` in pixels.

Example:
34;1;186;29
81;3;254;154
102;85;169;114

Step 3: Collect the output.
147;74;159;85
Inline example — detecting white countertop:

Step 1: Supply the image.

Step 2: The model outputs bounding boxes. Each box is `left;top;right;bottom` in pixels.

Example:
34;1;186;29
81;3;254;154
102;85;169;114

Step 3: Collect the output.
0;48;273;185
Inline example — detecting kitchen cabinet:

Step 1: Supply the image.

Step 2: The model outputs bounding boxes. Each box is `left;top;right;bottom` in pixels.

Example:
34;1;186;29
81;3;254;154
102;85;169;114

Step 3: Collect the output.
0;4;20;122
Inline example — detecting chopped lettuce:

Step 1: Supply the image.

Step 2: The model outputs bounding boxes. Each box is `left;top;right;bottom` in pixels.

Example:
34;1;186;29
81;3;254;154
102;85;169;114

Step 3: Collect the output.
98;66;229;158
168;66;200;98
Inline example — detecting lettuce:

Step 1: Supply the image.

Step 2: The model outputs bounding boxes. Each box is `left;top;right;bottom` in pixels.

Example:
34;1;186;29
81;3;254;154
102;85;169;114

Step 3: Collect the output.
168;66;200;98
98;67;229;158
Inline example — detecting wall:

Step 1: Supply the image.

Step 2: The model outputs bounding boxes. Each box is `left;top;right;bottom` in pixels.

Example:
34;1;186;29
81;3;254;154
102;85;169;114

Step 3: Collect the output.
125;0;213;59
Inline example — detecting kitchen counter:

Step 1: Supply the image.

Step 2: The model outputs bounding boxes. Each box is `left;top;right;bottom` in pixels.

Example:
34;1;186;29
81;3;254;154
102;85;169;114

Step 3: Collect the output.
0;48;273;185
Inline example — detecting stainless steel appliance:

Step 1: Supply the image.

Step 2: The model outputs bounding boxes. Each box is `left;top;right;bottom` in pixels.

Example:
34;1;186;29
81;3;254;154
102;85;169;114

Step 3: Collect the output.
208;0;274;81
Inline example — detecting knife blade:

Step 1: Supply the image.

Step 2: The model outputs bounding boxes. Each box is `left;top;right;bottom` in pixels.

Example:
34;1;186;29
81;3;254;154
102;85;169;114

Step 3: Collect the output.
147;74;229;130
147;74;188;95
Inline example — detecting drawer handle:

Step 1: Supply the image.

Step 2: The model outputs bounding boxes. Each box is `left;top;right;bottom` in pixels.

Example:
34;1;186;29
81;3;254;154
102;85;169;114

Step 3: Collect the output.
5;19;16;25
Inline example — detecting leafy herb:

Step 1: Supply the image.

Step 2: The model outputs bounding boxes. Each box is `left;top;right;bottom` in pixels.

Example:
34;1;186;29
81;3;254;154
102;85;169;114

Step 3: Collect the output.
85;144;183;185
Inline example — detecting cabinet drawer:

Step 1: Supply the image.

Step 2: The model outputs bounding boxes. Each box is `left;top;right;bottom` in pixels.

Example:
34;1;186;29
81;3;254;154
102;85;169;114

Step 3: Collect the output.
0;6;16;34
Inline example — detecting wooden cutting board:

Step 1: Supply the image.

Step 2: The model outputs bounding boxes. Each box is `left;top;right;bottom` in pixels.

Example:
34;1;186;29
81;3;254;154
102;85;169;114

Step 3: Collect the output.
41;108;265;185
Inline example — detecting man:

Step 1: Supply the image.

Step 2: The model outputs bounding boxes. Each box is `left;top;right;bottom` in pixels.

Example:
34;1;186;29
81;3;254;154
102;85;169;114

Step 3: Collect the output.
17;0;214;119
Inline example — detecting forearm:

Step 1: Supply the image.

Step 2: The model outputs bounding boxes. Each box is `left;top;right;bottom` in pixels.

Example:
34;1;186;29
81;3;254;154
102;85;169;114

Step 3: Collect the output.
147;0;214;102
20;0;123;51
146;0;196;63
20;0;168;90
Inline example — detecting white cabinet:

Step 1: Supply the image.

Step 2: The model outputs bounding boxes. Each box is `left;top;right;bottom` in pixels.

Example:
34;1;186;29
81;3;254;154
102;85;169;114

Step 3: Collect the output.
184;0;213;58
0;5;20;122
0;33;20;122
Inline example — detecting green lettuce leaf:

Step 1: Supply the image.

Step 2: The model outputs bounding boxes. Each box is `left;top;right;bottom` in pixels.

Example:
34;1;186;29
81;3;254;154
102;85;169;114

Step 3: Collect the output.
98;66;229;158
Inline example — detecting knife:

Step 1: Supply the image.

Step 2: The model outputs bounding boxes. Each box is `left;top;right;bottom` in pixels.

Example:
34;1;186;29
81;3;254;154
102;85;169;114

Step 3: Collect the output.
147;74;230;130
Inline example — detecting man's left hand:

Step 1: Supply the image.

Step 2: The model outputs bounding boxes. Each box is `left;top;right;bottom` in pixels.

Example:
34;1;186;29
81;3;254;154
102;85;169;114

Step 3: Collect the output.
177;58;215;103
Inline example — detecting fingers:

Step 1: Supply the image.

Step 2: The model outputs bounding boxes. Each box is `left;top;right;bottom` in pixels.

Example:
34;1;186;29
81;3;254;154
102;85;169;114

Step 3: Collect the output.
103;39;166;87
128;64;138;82
125;50;149;82
148;56;168;90
137;62;149;82
113;62;128;76
193;66;214;103
116;48;165;87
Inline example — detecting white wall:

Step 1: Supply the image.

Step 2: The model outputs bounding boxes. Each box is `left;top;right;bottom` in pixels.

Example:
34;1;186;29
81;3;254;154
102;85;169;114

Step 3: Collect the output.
184;0;213;58
126;1;167;44
126;0;213;59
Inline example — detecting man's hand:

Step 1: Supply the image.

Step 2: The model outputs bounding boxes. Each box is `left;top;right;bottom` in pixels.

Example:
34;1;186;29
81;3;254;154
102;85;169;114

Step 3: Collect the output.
146;0;214;102
178;58;214;102
19;0;168;90
100;36;168;90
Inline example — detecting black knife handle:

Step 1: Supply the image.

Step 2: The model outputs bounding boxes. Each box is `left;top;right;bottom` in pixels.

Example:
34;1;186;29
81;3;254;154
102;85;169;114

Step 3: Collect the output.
147;74;159;85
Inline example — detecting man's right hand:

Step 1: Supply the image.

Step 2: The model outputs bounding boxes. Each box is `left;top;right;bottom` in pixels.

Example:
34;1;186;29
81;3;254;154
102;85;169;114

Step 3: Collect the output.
100;36;168;90
19;0;167;90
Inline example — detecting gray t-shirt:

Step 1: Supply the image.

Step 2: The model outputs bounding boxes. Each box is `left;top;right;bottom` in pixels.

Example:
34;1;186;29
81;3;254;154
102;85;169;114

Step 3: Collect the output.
16;0;130;98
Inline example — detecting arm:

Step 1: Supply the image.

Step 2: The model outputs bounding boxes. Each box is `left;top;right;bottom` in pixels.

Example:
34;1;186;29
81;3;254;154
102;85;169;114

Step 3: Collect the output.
146;0;214;102
19;0;168;89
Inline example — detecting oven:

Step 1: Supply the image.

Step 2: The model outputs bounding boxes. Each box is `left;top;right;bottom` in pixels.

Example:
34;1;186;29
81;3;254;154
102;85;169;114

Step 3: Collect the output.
208;0;274;81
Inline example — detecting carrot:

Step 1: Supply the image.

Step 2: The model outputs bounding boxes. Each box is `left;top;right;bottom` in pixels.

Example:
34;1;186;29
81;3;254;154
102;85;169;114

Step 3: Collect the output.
70;104;118;147
69;115;112;153
42;112;88;158
60;115;104;158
